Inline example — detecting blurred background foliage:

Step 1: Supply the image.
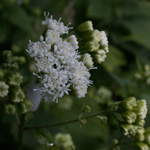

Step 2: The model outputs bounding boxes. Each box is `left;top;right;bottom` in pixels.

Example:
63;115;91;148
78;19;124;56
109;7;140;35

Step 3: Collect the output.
1;0;150;149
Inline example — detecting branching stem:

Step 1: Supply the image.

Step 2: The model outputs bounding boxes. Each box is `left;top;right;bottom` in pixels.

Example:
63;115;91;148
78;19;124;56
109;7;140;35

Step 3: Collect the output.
24;110;113;131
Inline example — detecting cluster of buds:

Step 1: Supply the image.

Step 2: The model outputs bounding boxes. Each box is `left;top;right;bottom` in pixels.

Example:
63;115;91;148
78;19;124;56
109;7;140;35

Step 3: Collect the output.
0;50;32;115
135;127;150;150
76;21;109;66
117;97;147;136
135;64;150;85
26;13;109;103
54;133;75;150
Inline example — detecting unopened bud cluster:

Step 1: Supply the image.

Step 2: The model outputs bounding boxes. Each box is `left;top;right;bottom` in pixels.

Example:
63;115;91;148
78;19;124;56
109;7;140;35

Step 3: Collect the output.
135;64;150;85
117;97;147;136
76;21;109;65
135;127;150;150
0;50;32;115
54;133;75;150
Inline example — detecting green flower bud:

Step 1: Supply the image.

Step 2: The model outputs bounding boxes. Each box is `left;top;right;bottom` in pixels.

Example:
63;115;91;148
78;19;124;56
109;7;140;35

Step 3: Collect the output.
54;133;75;150
77;21;93;34
120;124;138;136
19;56;26;64
119;97;137;112
134;73;142;80
97;86;112;99
10;62;19;70
137;134;145;142
82;105;91;113
5;103;16;115
135;119;145;127
84;30;101;42
8;72;23;86
80;53;93;68
80;119;87;125
136;142;149;150
0;82;9;98
146;77;150;85
136;128;145;142
20;98;33;114
97;116;107;124
11;86;25;103
133;100;147;119
144;128;150;146
81;41;99;52
12;56;26;64
2;50;12;60
93;49;106;63
122;111;137;124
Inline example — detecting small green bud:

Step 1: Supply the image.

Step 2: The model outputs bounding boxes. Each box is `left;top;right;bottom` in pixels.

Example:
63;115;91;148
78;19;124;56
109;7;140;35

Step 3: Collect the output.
77;21;93;34
97;116;107;124
10;62;19;70
84;30;102;42
81;41;99;52
12;56;26;64
0;82;9;98
136;142;149;150
80;119;87;125
135;119;145;127
5;103;16;115
122;111;137;124
134;73;142;80
54;133;75;150
11;86;25;103
144;128;150;146
82;105;91;113
137;134;145;142
120;124;138;136
133;100;147;119
93;49;106;63
20;98;33;114
8;72;23;86
80;53;93;68
97;86;112;99
120;124;132;136
2;50;12;60
119;97;137;112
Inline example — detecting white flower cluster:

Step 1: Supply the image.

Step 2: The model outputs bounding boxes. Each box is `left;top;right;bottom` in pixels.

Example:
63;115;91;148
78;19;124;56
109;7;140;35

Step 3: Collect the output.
26;13;92;102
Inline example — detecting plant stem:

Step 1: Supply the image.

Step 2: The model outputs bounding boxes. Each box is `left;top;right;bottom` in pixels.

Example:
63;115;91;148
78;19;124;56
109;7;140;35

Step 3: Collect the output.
24;110;112;131
17;114;25;150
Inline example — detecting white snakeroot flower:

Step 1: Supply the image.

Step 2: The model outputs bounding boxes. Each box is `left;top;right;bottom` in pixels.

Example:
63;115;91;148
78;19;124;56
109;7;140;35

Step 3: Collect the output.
27;13;92;102
42;12;72;34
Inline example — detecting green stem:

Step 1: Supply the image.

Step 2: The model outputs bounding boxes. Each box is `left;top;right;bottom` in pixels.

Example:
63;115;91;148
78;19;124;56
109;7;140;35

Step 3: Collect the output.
17;114;25;150
24;110;112;131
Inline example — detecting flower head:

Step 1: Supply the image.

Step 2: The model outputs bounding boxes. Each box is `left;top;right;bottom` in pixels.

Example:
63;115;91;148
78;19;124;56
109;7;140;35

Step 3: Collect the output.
27;13;92;102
